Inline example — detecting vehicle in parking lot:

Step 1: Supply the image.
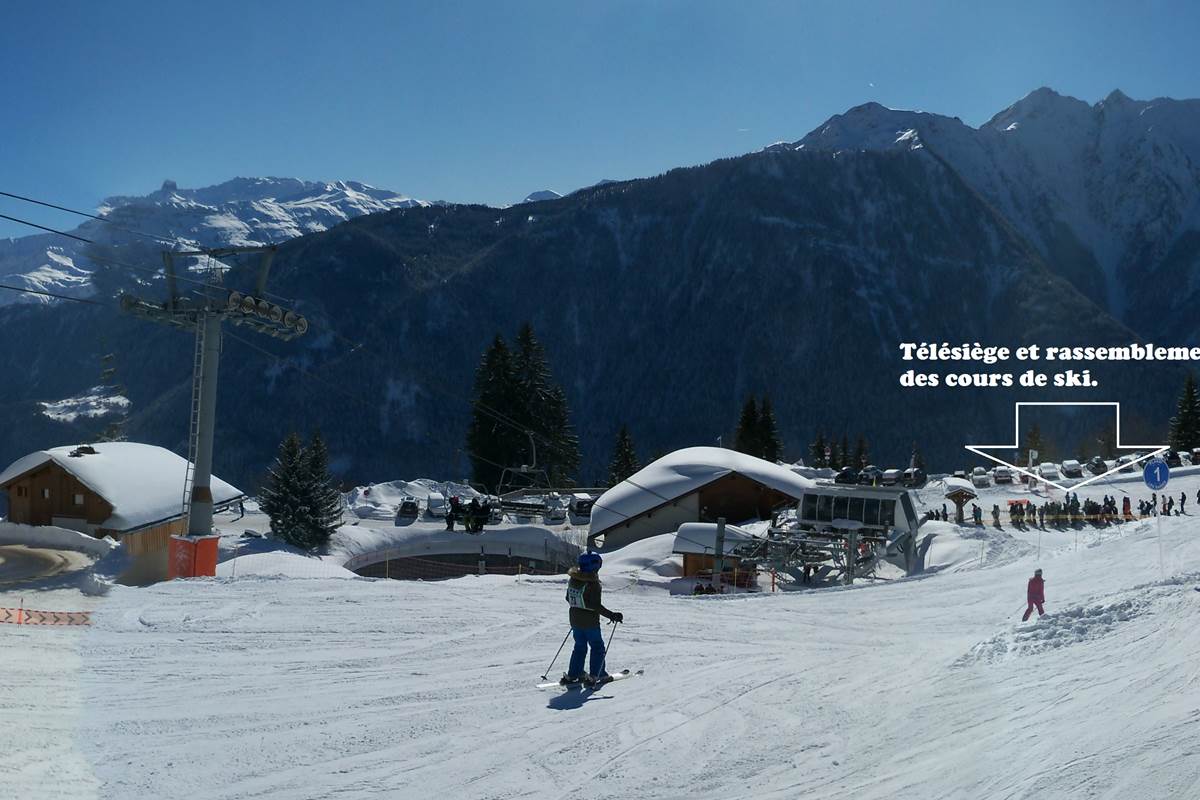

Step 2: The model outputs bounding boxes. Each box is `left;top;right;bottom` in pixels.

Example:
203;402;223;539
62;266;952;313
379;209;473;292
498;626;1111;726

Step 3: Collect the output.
881;468;902;486
396;496;420;518
901;467;927;488
1166;451;1183;468
835;467;860;485
858;465;883;485
971;466;990;488
993;466;1013;484
1038;462;1060;480
1087;456;1108;475
1117;455;1135;473
1060;459;1084;478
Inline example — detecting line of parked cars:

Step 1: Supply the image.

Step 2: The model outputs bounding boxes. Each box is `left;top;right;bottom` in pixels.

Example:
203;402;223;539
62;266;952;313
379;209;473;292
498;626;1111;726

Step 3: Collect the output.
960;448;1199;488
834;464;927;488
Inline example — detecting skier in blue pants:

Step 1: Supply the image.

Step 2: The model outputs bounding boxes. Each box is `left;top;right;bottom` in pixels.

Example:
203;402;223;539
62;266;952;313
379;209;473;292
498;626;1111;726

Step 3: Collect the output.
562;552;623;687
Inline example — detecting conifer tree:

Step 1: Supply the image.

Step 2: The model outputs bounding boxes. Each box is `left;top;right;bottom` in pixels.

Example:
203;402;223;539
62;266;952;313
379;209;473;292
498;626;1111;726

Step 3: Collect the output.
260;432;343;551
733;396;761;456
853;435;869;469
910;443;925;470
259;433;309;547
466;335;522;490
300;431;344;548
1168;373;1200;452
810;432;828;468
512;323;580;486
1023;424;1047;466
757;395;782;462
607;424;640;485
839;434;850;469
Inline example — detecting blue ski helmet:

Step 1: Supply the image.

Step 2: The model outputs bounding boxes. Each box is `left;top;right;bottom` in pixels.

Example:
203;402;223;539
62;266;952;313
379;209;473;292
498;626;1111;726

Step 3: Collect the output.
578;552;603;573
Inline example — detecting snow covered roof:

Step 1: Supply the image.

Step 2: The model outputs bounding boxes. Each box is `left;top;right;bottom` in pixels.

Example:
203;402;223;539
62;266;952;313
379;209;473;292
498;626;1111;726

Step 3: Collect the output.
590;447;815;535
942;477;977;499
671;522;761;556
0;442;243;532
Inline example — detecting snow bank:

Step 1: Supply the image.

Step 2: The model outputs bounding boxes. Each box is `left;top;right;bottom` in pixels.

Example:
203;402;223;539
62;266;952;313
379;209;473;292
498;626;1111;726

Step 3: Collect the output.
331;523;582;571
601;533;682;578
0;521;114;557
215;552;358;579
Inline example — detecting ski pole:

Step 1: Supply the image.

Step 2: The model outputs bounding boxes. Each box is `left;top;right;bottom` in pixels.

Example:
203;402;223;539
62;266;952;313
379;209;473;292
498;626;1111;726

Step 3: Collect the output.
596;619;619;676
540;629;572;680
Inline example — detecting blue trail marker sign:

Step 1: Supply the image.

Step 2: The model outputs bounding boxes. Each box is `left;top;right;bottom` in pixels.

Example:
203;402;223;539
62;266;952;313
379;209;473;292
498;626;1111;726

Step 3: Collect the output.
1144;458;1169;491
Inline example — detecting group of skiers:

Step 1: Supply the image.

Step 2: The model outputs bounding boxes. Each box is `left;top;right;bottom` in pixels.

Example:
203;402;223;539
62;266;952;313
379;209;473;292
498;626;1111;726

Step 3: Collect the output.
968;489;1198;530
445;495;488;533
1137;490;1195;517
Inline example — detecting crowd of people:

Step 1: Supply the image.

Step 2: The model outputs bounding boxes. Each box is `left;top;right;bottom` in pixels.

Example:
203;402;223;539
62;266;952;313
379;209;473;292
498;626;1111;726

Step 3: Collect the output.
964;487;1200;530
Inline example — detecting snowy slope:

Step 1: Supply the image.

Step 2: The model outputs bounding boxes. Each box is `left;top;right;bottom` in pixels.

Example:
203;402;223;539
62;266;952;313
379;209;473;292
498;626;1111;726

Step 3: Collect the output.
2;473;1196;798
0;177;428;306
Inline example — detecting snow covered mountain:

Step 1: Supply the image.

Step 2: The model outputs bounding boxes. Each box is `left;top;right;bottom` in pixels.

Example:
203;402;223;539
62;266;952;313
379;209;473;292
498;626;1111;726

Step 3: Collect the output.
788;88;1200;341
0;177;428;307
520;189;563;203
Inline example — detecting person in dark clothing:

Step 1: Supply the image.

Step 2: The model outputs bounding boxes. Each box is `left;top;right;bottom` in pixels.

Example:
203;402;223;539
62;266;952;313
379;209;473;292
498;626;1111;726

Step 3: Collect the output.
562;552;622;687
467;498;483;532
1023;568;1046;621
446;496;462;531
1181;492;1187;514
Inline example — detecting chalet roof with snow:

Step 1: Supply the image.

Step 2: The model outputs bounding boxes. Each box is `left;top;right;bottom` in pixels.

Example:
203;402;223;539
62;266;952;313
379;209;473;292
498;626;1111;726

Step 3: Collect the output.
590;447;815;537
0;442;243;532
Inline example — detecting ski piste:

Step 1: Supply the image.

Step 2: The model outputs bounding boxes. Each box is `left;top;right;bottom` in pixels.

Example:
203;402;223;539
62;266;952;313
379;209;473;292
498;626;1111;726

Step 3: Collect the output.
537;669;641;690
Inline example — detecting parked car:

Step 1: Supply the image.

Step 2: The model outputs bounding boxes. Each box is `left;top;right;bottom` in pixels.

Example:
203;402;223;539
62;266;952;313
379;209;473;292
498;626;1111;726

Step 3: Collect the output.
569;492;594;517
1192;447;1200;464
1038;462;1060;480
1116;455;1135;473
993;466;1013;484
834;467;860;485
1181;452;1194;466
425;491;447;518
952;469;967;480
901;467;927;488
1060;459;1084;479
396;496;420;519
971;466;990;488
858;465;883;485
881;468;903;486
1087;456;1108;475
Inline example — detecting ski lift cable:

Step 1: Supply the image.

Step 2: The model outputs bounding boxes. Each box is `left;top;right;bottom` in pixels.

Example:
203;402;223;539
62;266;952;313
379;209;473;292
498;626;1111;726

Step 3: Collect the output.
222;329;515;478
0;282;106;306
302;317;579;462
0;208;292;302
0;189;193;247
0;189;296;304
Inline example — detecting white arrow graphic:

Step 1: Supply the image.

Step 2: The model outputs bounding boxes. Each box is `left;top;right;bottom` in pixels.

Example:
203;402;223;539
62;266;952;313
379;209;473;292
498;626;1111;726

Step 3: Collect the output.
964;402;1168;492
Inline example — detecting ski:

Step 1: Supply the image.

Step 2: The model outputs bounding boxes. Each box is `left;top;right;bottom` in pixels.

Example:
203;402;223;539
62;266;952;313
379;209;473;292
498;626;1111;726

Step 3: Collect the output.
536;669;641;690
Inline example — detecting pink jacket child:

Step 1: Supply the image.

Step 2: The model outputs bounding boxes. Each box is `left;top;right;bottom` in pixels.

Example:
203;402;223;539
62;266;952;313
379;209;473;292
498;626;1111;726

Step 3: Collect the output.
1023;569;1045;621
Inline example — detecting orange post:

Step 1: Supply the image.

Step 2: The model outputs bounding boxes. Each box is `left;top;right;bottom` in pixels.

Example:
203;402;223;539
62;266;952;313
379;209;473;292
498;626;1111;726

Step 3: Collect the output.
169;534;221;579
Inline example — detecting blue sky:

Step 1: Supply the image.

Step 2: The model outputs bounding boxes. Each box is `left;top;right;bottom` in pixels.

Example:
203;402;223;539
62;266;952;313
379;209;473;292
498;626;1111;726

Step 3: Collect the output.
1;0;1198;238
